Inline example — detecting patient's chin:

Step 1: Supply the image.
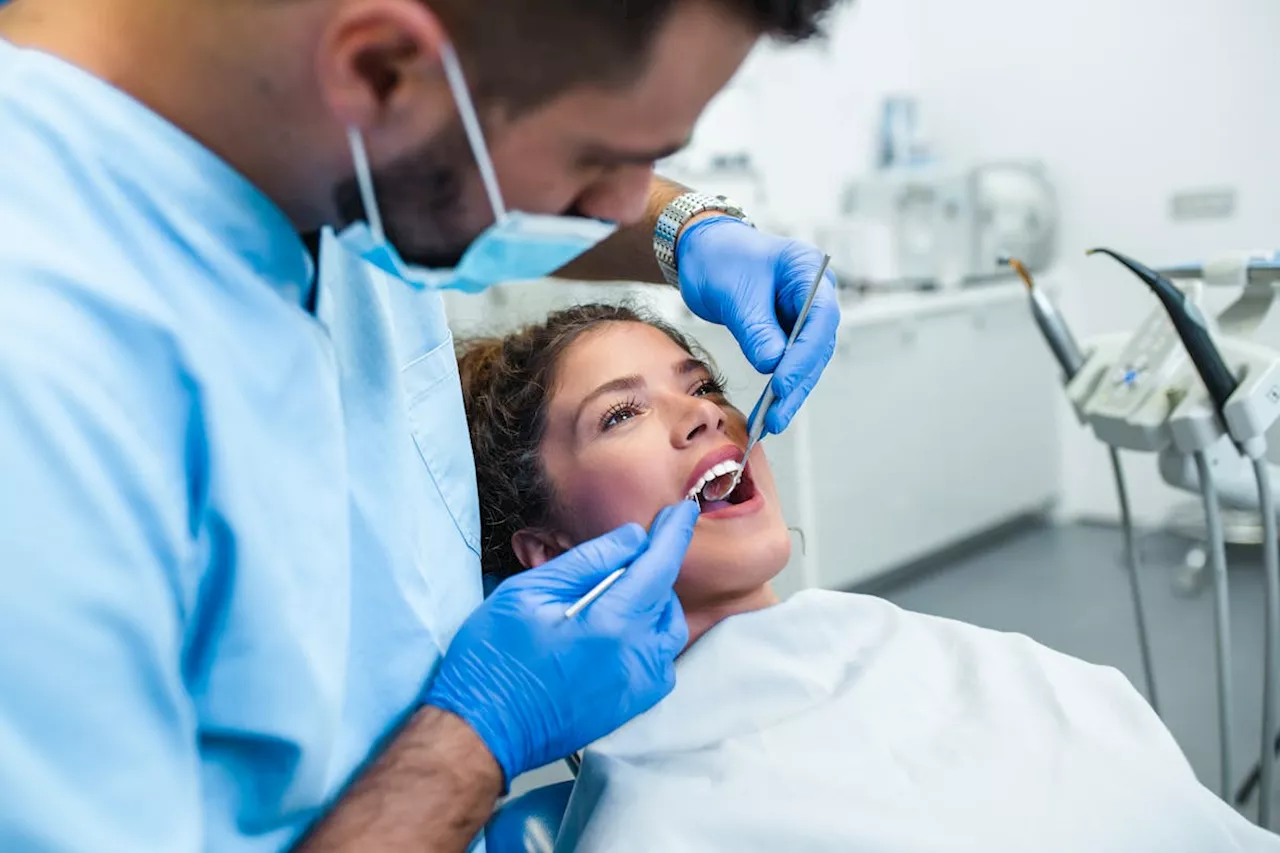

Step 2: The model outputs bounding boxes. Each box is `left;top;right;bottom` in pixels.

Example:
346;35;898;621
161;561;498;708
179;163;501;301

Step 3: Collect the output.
678;523;791;602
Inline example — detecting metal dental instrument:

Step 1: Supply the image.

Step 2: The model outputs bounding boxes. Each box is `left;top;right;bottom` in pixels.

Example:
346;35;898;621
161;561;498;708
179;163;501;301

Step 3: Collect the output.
998;255;1085;380
563;497;701;619
564;567;627;619
718;255;832;499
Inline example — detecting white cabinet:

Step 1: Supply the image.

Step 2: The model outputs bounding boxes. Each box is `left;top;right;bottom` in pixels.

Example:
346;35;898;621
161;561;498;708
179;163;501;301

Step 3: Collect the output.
763;284;1063;593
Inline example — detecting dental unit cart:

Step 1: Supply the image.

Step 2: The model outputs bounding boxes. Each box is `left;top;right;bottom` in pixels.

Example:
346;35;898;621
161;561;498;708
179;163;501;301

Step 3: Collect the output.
1040;249;1280;828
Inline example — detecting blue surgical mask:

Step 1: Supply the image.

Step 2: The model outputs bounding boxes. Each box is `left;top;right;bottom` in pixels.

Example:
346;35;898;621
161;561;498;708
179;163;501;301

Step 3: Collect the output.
339;43;617;293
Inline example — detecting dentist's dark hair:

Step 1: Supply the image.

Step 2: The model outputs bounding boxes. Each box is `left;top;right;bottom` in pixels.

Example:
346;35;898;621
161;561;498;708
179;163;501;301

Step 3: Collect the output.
457;303;703;582
435;0;842;114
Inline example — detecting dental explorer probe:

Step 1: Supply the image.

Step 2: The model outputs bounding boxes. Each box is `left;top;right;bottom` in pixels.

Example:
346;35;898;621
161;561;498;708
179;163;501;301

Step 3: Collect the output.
998;255;1160;716
564;567;628;619
718;255;832;500
564;498;701;619
1089;247;1280;823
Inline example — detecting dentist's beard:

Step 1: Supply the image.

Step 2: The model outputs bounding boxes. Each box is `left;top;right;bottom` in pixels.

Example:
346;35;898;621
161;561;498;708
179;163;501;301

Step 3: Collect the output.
332;121;483;268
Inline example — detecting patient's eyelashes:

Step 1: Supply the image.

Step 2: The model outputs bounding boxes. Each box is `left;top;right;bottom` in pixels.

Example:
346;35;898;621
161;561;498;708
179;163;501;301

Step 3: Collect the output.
601;396;645;431
598;374;728;433
692;377;727;399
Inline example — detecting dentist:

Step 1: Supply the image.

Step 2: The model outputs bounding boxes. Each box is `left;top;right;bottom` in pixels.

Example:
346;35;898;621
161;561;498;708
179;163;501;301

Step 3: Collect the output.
0;0;840;850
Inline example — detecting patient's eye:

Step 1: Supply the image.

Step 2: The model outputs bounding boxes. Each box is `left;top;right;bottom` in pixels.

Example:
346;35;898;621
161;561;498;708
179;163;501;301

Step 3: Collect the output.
692;376;727;399
600;397;645;431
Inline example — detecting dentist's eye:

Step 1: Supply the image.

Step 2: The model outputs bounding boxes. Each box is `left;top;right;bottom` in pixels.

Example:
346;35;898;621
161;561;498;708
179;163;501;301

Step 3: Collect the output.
601;397;645;431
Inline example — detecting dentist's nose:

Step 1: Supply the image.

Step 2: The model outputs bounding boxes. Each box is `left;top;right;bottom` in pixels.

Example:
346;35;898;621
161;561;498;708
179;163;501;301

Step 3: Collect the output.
673;396;727;447
573;164;654;225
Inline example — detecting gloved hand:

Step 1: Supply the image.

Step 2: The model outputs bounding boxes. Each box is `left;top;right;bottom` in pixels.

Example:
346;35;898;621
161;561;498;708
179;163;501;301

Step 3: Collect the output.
677;216;840;434
424;501;698;786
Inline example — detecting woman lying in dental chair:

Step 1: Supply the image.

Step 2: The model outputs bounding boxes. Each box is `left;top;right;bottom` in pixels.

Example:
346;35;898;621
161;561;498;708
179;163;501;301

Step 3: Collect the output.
457;304;1277;853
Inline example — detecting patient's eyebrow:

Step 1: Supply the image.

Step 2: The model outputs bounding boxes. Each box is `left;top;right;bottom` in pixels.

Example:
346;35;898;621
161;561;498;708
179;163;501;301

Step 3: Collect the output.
676;357;710;377
575;374;646;425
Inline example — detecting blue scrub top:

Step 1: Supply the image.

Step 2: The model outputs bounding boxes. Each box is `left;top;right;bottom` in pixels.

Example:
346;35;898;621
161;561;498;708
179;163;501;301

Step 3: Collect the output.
0;40;484;851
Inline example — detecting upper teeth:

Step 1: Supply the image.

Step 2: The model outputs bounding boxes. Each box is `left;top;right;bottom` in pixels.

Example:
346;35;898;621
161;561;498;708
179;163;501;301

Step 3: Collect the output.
686;459;743;501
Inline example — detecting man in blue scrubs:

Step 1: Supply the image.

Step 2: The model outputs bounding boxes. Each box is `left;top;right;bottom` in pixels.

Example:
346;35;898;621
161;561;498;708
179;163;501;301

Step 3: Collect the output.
0;0;841;850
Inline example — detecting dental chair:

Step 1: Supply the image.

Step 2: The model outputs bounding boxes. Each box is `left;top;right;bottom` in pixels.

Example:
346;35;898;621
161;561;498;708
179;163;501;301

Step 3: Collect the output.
485;780;575;853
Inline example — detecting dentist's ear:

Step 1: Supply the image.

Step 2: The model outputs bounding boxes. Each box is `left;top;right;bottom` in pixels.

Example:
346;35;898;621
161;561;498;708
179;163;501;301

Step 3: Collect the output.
316;0;451;132
512;528;575;570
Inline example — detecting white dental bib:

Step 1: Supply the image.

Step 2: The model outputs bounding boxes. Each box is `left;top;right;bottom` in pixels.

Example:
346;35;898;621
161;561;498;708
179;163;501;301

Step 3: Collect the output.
555;590;1277;852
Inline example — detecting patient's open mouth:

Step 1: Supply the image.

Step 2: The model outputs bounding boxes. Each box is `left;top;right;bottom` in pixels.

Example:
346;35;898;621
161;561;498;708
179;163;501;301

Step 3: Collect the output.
686;460;759;516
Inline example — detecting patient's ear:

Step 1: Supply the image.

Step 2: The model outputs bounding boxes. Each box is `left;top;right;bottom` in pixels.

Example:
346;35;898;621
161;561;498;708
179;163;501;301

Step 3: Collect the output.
512;528;574;569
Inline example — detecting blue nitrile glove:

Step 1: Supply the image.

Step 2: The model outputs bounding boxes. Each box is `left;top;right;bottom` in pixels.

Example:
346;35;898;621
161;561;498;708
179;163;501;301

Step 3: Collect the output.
677;216;840;434
425;501;698;785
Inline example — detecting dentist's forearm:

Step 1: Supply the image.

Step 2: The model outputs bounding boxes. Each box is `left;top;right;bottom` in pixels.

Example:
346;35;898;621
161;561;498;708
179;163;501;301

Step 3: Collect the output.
553;175;687;284
294;706;502;852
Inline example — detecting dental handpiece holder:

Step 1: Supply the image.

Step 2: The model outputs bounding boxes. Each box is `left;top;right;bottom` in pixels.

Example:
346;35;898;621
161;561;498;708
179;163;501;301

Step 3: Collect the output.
1067;253;1280;461
1065;250;1280;825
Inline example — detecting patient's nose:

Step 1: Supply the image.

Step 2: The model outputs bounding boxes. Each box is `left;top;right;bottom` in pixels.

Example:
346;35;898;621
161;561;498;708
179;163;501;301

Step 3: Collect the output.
674;397;727;446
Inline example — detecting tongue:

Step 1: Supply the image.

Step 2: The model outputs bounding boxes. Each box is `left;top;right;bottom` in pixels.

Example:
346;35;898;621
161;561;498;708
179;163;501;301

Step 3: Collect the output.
701;499;733;513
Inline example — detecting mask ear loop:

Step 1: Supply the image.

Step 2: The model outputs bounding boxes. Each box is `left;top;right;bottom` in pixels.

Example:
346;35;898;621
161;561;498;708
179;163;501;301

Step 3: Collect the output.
346;126;386;243
345;40;507;245
438;42;508;224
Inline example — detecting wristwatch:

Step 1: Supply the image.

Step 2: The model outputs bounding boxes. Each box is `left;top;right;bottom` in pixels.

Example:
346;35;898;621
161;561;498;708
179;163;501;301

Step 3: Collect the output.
653;191;753;287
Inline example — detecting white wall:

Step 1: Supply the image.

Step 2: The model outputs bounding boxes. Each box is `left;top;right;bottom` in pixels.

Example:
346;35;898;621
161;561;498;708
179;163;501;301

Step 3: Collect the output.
692;0;1280;525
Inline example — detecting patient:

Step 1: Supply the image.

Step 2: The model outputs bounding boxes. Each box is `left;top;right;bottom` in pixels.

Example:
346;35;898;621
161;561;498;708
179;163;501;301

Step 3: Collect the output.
458;304;1277;853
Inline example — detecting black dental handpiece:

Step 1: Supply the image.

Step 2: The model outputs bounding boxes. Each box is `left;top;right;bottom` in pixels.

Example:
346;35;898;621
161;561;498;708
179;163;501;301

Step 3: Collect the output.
1088;247;1239;415
999;255;1085;381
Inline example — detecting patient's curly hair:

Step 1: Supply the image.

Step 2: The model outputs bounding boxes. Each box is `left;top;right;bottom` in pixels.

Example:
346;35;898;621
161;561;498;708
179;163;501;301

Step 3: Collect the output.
458;303;703;581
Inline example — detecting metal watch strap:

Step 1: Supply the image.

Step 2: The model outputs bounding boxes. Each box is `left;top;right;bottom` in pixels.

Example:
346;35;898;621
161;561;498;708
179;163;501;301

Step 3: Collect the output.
653;191;752;287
